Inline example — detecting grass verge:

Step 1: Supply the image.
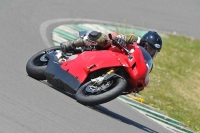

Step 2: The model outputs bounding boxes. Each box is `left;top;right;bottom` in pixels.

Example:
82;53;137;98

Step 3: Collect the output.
138;34;200;132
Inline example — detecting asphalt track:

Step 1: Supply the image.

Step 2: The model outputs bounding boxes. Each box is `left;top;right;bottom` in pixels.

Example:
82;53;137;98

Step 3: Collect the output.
0;0;199;133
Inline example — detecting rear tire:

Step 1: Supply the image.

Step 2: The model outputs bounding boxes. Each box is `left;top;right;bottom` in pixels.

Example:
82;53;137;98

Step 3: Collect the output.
26;46;60;80
76;76;127;106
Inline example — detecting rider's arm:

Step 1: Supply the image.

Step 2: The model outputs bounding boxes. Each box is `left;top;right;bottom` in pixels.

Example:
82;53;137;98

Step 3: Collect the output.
124;34;138;44
83;32;139;48
117;34;138;44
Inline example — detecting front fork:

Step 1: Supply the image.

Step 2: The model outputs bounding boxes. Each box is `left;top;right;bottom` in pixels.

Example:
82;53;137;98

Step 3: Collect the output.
91;69;117;86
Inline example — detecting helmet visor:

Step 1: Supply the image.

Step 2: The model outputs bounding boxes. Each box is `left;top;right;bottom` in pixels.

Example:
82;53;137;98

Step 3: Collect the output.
143;42;158;58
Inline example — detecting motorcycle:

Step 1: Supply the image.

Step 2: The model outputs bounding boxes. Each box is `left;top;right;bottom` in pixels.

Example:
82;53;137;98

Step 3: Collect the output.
26;31;152;106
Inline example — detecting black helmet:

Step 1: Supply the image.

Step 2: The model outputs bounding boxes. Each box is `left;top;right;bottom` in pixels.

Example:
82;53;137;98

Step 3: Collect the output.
139;31;162;58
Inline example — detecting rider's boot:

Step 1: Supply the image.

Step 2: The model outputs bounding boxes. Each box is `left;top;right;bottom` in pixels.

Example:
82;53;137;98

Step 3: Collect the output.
60;37;85;53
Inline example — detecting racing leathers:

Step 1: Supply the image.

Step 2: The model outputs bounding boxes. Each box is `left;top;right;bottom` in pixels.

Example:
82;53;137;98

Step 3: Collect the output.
60;31;140;53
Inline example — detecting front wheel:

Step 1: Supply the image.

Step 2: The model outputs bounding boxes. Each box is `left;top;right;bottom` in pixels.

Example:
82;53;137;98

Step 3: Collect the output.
26;46;60;80
75;76;127;106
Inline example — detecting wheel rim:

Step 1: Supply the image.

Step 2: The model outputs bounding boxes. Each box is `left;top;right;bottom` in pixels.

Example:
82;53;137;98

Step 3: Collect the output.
40;54;48;62
33;53;48;66
33;49;60;66
85;80;114;95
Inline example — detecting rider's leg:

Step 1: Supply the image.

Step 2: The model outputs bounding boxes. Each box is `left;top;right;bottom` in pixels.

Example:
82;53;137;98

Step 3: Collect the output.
60;31;108;53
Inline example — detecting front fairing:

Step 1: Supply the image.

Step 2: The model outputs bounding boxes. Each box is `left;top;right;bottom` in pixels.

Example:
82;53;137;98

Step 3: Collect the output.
60;50;125;83
124;44;153;90
132;45;152;77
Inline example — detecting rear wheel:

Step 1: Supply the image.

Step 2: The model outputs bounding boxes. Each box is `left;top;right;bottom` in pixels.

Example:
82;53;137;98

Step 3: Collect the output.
26;46;60;80
76;76;127;106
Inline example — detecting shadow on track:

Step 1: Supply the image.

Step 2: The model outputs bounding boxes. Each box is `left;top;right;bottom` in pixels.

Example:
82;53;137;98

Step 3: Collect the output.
90;105;159;133
40;80;158;133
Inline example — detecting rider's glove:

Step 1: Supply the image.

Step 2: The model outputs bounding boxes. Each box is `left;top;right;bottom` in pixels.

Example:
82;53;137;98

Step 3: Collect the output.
112;37;126;47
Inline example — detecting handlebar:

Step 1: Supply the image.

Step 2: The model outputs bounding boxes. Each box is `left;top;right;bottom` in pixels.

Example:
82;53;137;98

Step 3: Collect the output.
108;33;131;55
108;33;113;40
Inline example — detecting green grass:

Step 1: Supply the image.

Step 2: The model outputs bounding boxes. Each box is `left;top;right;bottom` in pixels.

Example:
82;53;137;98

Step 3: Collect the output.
138;34;200;132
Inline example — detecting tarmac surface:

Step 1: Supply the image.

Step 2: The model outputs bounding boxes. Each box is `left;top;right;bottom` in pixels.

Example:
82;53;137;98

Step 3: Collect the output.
0;0;199;133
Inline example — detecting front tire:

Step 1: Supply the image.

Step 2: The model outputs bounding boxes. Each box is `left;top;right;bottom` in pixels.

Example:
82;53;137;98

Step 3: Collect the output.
76;76;127;106
26;46;60;80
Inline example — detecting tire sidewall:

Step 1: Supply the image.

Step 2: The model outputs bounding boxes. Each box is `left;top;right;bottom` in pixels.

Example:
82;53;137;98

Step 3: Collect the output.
26;46;60;80
76;77;127;106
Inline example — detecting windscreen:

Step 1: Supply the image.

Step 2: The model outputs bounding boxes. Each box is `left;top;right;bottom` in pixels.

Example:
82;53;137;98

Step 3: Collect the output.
139;46;153;73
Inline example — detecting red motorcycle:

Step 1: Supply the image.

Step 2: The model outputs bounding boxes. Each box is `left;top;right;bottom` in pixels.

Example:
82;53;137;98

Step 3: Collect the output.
26;31;152;106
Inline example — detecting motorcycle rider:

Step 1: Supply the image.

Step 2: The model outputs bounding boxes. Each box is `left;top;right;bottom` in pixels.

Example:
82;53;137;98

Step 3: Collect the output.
60;30;162;59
